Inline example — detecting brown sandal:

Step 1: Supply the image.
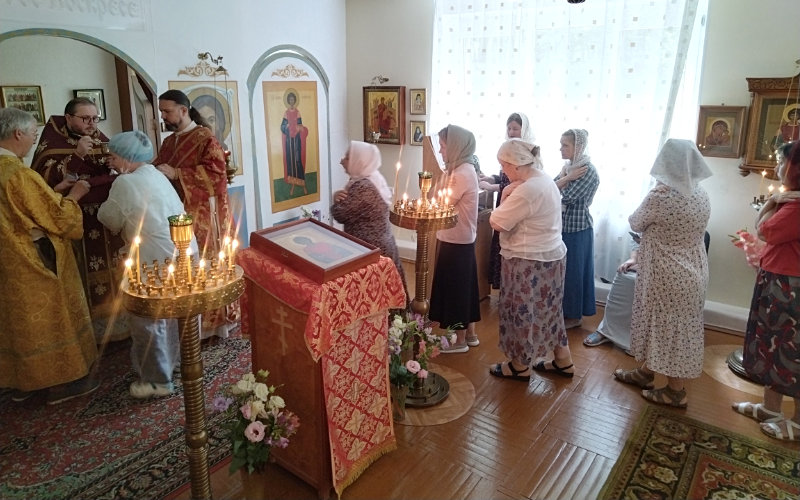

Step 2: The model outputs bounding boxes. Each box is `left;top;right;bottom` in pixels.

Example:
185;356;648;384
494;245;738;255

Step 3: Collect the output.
613;368;654;389
642;386;687;408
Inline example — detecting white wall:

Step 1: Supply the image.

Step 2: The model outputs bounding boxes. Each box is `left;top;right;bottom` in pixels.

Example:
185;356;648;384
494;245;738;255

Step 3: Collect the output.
345;0;800;323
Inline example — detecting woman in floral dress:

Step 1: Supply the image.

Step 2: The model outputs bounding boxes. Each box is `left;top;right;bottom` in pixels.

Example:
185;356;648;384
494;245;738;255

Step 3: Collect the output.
489;139;572;380
331;140;408;301
614;139;712;407
733;141;800;441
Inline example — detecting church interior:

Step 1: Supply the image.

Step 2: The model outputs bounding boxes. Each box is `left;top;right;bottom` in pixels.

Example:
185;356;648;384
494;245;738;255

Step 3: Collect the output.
1;0;799;499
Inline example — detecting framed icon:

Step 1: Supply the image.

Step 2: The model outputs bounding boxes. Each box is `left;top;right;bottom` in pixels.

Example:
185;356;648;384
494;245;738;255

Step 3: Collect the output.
1;85;45;125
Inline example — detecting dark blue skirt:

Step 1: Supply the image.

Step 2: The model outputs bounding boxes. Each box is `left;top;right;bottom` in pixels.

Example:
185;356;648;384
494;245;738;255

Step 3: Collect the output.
562;227;596;318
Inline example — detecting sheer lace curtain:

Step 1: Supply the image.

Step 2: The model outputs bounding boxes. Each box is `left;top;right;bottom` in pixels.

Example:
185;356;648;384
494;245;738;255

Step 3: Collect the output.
430;0;707;280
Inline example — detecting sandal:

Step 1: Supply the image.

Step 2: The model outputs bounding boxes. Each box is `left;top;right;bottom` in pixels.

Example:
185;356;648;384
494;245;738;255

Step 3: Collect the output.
732;401;784;423
489;361;531;381
583;331;611;347
642;386;687;408
760;418;800;442
613;368;655;389
532;359;574;378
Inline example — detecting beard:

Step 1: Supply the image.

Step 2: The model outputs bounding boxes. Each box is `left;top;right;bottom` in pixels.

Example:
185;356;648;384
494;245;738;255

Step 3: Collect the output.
163;120;180;132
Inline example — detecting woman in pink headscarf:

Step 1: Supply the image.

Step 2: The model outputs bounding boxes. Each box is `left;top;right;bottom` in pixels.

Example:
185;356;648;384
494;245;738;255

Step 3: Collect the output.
331;141;408;300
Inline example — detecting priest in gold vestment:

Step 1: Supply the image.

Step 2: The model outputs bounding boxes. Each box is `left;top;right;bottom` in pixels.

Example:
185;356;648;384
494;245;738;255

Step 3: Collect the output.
0;108;99;404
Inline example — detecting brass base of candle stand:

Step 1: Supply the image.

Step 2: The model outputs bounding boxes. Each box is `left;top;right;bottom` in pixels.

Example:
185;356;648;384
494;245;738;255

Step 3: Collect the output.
406;371;450;408
122;266;244;500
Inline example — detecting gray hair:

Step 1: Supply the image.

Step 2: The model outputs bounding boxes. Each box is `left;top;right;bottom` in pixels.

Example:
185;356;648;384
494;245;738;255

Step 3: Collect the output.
0;108;36;141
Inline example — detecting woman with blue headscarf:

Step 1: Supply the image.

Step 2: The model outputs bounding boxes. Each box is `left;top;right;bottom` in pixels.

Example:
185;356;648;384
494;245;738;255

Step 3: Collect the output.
98;131;198;399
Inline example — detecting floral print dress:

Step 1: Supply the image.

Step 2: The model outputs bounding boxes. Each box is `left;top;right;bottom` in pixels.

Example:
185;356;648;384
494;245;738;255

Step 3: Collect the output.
628;186;710;379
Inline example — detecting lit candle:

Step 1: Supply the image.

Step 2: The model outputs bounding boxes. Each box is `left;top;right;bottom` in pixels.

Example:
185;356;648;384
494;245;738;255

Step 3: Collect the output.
186;248;193;284
223;235;231;254
393;162;401;204
167;263;176;287
768;184;775;195
402;192;408;210
198;258;206;280
125;258;133;282
133;235;141;274
219;250;226;268
230;239;239;270
779;185;786;193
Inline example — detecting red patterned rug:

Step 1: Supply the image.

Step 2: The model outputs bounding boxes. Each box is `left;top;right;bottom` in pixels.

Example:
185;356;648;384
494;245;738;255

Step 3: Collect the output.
0;337;251;500
600;405;800;500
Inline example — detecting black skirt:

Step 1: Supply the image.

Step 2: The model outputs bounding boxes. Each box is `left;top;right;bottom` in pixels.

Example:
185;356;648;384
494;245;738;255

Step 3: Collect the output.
429;241;481;328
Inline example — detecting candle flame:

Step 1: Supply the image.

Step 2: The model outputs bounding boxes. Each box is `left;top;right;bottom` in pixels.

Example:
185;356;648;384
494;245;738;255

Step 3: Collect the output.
168;263;175;273
199;258;206;267
761;170;767;177
768;184;775;192
134;235;141;245
125;258;132;268
232;239;239;250
396;162;401;171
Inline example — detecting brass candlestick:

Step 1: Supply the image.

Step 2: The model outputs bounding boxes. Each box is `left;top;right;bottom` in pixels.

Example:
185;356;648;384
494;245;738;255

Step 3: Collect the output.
122;214;244;500
389;171;457;407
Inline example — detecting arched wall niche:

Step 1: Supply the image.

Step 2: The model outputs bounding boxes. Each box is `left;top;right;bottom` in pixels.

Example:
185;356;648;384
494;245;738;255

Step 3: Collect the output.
246;45;331;229
0;28;156;91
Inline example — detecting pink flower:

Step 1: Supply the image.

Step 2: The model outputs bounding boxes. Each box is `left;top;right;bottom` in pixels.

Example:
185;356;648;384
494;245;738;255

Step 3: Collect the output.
417;369;428;379
239;402;252;420
405;360;421;373
244;421;266;442
730;230;765;269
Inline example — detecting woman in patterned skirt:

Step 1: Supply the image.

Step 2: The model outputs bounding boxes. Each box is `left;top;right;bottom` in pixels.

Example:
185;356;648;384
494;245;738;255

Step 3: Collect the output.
331;140;408;302
733;141;800;441
489;139;572;380
613;139;712;407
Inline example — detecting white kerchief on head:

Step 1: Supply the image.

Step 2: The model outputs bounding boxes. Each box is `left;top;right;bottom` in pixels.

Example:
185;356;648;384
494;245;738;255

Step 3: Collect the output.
650;138;712;196
506;112;536;144
565;128;590;172
346;140;392;206
497;139;538;167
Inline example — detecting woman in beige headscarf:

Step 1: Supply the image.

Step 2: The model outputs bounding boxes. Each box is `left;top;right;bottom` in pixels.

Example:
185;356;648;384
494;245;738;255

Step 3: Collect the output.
489;139;573;380
332;140;407;299
614;139;712;407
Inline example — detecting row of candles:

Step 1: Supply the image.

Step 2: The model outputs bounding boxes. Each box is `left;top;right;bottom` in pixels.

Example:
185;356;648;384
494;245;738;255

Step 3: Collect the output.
753;169;787;208
393;190;456;218
123;232;240;297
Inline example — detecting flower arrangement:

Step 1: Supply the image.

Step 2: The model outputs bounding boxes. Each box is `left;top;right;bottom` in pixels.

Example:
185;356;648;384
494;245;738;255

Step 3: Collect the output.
388;313;457;389
728;229;765;269
300;206;322;221
213;370;299;474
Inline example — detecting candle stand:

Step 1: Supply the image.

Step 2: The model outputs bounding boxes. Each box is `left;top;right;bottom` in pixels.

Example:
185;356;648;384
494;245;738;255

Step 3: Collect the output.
121;214;244;500
389;171;457;407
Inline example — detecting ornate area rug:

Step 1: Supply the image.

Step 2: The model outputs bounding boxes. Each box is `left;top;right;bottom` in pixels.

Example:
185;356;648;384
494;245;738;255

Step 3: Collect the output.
600;405;800;500
0;337;250;500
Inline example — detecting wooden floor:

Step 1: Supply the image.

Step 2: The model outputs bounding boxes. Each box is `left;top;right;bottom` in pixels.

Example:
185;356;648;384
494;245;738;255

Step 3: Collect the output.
175;291;799;500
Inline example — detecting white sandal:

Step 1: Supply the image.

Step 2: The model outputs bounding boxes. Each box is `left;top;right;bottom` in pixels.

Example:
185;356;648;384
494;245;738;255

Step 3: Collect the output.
732;401;784;423
760;418;800;442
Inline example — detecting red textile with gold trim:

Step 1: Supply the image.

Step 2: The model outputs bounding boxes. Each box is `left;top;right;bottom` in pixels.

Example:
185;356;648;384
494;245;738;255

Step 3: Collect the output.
238;248;406;496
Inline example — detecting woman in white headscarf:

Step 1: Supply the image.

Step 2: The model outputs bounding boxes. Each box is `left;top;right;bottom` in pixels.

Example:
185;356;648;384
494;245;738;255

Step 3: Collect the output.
555;128;600;330
613;139;712;408
480;112;538;291
429;124;481;352
332;140;407;299
98;131;197;399
489;139;573;380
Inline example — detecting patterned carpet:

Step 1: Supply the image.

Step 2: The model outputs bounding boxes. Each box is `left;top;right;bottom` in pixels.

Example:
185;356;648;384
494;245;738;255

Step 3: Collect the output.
0;337;251;500
600;405;800;500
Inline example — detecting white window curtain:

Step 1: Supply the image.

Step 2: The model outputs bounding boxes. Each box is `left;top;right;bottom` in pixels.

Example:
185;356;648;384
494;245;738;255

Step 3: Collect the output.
430;0;708;280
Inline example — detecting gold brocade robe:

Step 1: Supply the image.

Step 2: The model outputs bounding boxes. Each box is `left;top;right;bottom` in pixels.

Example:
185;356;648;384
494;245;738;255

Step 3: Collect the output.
0;154;98;391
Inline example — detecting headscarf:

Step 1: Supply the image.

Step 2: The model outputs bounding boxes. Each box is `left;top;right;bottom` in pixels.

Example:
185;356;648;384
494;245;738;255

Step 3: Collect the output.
505;112;536;143
345;140;393;206
649;138;712;196
442;124;476;170
497;139;540;168
564;128;590;172
108;130;153;163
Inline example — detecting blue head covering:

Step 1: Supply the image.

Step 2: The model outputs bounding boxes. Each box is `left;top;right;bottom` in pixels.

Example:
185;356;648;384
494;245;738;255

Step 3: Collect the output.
109;130;153;163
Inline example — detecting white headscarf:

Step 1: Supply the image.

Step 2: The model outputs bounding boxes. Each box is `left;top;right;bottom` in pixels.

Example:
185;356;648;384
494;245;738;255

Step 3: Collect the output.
345;140;393;206
505;112;536;143
497;139;541;168
564;128;590;172
650;138;712;196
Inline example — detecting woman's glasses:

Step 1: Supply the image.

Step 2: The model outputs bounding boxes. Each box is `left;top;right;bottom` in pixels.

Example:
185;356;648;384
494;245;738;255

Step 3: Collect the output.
70;114;101;124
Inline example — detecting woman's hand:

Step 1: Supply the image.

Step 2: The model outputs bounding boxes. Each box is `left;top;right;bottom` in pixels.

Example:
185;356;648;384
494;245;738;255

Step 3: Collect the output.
156;164;177;180
618;250;639;273
65;179;91;202
333;190;348;203
563;166;588;182
479;180;499;192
